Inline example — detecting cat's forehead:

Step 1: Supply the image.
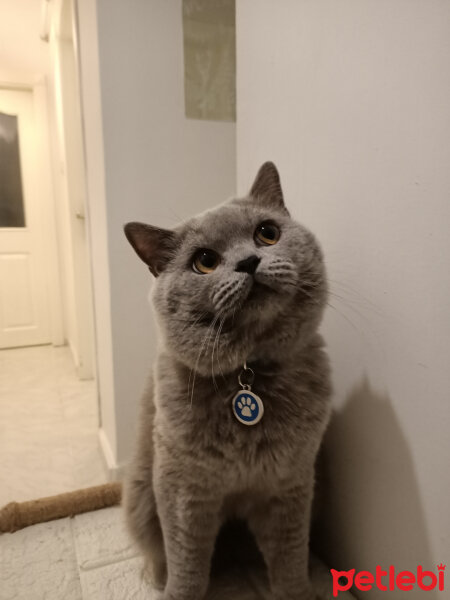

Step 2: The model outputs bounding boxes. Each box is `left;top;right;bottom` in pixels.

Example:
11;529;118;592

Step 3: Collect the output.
177;200;285;250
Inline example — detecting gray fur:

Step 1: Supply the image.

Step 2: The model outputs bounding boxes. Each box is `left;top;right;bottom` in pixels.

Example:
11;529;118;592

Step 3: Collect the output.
124;162;331;600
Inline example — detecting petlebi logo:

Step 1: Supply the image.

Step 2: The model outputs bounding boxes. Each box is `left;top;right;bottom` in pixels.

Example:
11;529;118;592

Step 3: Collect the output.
331;564;446;596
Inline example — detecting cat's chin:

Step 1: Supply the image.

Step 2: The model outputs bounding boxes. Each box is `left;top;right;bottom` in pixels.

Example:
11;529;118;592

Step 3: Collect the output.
244;281;276;306
235;284;290;329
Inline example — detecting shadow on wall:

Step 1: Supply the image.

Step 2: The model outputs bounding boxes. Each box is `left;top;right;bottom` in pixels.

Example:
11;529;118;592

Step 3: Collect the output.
314;378;439;599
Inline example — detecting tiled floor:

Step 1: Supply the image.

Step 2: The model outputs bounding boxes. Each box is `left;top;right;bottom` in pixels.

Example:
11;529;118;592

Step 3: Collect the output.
0;505;352;600
0;345;108;507
0;506;148;600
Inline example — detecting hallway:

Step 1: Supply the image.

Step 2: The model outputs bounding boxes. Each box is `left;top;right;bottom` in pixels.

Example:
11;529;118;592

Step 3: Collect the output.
0;345;107;507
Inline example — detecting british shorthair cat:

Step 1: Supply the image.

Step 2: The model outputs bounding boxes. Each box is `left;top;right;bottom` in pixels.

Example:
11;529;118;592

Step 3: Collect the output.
124;162;331;600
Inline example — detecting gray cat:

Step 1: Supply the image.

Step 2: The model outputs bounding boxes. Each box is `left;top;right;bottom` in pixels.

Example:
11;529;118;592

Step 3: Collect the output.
123;162;331;600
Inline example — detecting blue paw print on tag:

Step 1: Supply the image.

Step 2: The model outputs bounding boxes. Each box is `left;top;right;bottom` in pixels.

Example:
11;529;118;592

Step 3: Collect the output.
234;393;259;422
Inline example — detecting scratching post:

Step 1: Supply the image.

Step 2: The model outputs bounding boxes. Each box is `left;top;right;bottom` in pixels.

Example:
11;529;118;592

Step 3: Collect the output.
0;482;122;533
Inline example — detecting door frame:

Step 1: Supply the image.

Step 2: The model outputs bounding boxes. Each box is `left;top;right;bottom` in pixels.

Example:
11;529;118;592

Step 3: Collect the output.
50;0;96;379
0;71;65;348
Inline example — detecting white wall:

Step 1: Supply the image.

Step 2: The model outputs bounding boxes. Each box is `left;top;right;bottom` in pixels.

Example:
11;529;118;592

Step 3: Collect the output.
0;0;49;76
77;0;236;467
237;0;450;588
76;0;117;467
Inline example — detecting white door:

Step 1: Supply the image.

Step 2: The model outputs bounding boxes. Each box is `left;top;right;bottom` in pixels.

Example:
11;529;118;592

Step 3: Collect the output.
0;88;51;348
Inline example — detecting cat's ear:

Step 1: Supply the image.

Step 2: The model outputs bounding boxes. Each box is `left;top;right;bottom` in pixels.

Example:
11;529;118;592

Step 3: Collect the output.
250;161;288;212
124;222;177;277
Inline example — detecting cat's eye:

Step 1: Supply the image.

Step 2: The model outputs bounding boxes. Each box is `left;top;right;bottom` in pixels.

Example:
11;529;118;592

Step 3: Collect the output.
255;222;280;246
192;249;221;274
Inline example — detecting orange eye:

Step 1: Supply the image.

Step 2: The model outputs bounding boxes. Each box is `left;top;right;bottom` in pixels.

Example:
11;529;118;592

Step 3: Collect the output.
255;222;280;245
192;249;220;274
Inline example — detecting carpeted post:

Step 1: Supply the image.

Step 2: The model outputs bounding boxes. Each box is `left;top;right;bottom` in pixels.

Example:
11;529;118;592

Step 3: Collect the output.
0;482;122;533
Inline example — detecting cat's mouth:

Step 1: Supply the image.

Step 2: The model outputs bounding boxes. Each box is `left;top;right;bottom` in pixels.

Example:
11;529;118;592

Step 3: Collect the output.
245;281;275;304
192;282;277;335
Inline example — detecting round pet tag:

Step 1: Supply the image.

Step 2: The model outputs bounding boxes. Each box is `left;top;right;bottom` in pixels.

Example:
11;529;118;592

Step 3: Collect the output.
232;389;264;426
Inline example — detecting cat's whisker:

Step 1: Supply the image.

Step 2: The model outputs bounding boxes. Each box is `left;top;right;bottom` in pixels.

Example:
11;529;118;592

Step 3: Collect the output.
205;312;222;370
328;286;385;318
184;310;211;334
306;270;384;314
190;321;215;401
326;301;360;336
176;311;208;335
188;318;213;403
297;285;319;300
189;313;221;407
214;279;245;314
211;315;224;396
183;311;214;406
211;314;227;395
327;291;375;327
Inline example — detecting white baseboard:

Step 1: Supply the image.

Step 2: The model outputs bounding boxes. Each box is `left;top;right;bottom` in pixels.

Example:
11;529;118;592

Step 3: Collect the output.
98;427;125;481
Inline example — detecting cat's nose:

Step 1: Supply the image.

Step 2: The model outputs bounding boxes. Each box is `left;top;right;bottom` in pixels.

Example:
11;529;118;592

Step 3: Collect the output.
235;255;261;275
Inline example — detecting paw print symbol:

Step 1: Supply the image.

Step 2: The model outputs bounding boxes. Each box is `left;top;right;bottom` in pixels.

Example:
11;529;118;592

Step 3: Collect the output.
232;391;264;425
237;396;257;418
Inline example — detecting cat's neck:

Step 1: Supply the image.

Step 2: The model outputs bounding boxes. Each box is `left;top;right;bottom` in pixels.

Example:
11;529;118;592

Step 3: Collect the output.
248;331;322;370
163;330;324;384
248;312;322;366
